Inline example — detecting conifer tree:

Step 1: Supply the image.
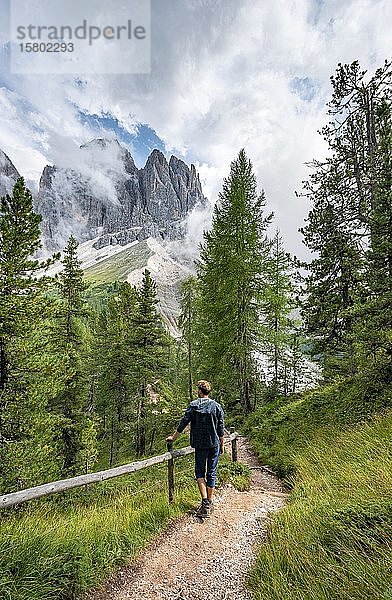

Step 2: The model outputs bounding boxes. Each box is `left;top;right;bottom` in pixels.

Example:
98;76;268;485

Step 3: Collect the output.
131;269;169;455
195;149;273;414
262;230;296;396
50;235;95;475
0;178;58;488
94;282;138;465
356;97;392;365
0;178;56;391
179;276;198;402
300;60;392;377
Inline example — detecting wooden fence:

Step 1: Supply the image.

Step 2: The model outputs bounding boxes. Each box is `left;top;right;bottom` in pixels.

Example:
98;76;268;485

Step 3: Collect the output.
0;429;239;509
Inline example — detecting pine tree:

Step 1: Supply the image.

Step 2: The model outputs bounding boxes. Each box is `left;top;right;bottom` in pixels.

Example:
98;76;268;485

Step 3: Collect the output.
0;178;56;391
94;276;179;462
0;178;58;488
94;282;139;465
262;230;296;396
195;149;273;414
300;201;362;364
179;276;198;402
300;60;392;378
131;270;169;456
56;236;88;341
50;235;95;476
356;97;392;366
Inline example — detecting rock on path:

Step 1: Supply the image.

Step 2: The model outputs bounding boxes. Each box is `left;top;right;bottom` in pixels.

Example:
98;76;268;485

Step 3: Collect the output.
84;437;288;600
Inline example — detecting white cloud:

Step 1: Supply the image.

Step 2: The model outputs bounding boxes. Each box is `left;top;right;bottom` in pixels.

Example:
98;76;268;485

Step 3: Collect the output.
0;0;391;258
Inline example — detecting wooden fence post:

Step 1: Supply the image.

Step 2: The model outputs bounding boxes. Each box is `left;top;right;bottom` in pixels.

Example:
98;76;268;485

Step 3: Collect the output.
230;427;238;462
167;441;174;503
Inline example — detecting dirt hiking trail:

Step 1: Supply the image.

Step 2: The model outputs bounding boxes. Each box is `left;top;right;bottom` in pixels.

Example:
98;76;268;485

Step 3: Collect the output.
84;437;289;600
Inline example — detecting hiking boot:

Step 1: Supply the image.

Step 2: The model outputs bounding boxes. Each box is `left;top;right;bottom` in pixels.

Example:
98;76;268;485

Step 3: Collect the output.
207;499;214;514
195;499;210;518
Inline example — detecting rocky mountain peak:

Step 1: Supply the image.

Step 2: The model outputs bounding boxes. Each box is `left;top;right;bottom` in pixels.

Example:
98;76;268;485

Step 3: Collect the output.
39;165;56;190
31;140;206;252
0;150;20;196
80;138;120;150
0;140;207;254
147;148;167;165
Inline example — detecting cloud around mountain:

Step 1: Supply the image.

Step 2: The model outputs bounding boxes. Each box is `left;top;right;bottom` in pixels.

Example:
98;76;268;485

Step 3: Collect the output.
0;0;391;258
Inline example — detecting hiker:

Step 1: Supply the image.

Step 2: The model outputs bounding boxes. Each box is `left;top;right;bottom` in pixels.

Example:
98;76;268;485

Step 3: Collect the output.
166;380;225;518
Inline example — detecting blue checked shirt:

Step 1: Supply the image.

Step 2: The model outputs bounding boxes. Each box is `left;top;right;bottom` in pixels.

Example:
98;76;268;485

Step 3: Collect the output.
176;398;225;449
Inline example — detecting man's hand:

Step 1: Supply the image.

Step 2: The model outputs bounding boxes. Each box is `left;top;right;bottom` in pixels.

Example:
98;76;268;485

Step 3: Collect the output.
167;431;179;444
220;441;224;454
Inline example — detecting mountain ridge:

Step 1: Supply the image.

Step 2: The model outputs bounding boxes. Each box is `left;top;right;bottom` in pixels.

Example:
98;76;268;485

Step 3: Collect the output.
0;139;207;254
0;142;202;334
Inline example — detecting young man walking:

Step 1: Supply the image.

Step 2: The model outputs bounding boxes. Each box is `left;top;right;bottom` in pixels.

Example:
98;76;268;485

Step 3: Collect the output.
166;380;225;518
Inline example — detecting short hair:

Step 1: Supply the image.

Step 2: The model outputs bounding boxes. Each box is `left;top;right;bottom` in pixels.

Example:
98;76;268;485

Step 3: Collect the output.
196;380;211;395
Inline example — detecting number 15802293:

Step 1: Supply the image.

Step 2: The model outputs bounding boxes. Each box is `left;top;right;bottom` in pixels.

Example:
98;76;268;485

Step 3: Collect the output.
19;42;74;52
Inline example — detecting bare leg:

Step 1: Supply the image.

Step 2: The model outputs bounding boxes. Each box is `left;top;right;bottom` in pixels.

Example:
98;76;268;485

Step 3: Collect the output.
197;477;207;499
207;486;214;500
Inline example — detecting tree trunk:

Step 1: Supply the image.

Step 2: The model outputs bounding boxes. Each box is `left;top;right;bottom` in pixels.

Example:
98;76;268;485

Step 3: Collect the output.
136;386;146;457
0;337;8;391
239;363;252;414
188;337;193;402
149;424;156;453
109;414;115;467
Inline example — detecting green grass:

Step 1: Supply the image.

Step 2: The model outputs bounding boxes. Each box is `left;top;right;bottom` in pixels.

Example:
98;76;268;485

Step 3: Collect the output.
0;449;245;600
245;374;392;479
218;456;252;491
245;374;392;600
247;412;392;600
84;241;153;283
0;458;198;600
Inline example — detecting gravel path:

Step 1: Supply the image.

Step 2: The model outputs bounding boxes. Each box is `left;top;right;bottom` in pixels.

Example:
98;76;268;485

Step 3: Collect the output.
84;437;288;600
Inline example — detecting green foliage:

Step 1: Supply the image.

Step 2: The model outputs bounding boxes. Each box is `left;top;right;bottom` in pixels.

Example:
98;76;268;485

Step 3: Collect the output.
48;236;96;477
92;282;139;465
194;149;273;413
179;275;198;402
247;411;392;600
0;458;198;600
91;274;184;464
0;178;59;490
245;369;392;479
300;60;392;379
217;456;251;491
261;230;302;397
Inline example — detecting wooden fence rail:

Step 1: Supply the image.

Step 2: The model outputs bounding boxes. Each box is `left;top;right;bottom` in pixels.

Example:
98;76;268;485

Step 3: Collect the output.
0;432;239;509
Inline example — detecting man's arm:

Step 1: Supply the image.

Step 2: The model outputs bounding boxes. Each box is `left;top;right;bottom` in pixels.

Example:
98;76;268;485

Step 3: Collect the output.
217;405;225;454
166;405;192;443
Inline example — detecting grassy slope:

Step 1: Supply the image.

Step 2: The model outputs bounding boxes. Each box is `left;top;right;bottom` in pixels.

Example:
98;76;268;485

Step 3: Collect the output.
82;241;183;334
0;452;250;600
83;241;153;284
0;459;198;600
245;378;392;600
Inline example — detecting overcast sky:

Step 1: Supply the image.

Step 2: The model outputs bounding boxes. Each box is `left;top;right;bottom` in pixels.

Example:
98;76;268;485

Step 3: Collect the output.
0;0;391;258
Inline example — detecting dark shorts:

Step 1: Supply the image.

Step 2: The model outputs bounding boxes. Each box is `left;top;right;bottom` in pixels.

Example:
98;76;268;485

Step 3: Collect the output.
194;445;220;488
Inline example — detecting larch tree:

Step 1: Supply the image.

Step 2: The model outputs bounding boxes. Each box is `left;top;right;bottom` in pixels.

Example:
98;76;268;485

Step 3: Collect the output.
262;230;296;397
195;149;273;414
